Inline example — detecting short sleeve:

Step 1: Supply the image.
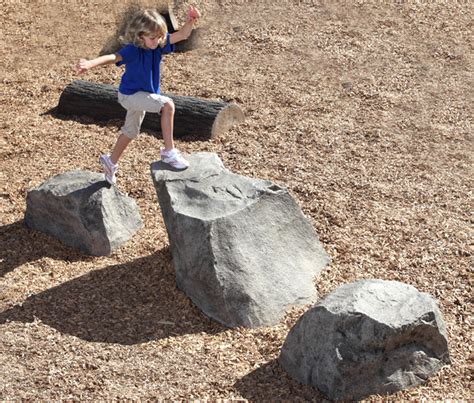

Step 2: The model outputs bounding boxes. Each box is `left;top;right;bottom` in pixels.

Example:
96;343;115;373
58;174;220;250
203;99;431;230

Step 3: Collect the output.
116;44;139;66
161;33;175;54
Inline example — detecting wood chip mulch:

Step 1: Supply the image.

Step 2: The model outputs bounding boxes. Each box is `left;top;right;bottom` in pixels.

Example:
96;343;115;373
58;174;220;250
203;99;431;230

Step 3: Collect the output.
0;0;472;400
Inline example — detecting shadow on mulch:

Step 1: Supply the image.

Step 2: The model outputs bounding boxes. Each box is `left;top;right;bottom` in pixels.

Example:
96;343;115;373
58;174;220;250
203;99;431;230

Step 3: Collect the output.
234;359;329;402
0;220;94;278
42;107;206;143
0;246;225;344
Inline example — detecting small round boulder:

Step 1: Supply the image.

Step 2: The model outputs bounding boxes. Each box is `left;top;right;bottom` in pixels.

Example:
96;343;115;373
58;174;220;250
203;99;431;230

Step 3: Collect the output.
279;279;450;400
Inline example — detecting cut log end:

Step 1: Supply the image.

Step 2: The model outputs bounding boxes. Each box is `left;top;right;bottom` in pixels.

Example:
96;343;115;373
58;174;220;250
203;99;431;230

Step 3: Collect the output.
211;104;245;139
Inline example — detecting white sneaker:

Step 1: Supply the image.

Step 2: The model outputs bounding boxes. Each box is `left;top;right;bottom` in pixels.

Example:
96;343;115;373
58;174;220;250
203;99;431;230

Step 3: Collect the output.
99;154;118;184
160;148;189;170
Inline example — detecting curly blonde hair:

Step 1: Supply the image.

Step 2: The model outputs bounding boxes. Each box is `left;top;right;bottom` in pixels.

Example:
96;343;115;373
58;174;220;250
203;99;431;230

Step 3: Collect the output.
119;8;168;49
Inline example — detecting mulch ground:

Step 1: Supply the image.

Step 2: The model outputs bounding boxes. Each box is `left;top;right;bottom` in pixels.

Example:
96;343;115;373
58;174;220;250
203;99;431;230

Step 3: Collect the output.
0;0;472;400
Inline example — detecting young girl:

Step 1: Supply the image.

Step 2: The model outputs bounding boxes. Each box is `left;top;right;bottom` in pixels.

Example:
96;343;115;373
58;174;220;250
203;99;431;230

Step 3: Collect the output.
77;5;201;184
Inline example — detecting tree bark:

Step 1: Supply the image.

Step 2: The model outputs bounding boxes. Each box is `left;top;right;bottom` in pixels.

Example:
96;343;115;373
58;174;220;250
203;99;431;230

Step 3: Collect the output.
57;80;244;140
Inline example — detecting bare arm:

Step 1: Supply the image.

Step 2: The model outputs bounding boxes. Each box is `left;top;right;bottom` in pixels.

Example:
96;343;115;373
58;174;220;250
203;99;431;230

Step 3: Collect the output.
76;53;123;74
169;5;201;44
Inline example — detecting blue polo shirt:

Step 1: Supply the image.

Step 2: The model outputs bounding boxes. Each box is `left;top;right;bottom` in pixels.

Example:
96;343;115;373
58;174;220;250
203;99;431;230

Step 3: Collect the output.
116;33;174;95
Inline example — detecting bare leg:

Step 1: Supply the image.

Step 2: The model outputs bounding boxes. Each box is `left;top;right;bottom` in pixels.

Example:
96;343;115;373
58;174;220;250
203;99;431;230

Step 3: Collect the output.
161;100;175;150
110;134;132;164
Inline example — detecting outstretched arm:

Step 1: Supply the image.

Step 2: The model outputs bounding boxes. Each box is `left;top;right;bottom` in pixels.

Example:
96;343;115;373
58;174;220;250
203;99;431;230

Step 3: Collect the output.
169;5;201;44
76;53;123;74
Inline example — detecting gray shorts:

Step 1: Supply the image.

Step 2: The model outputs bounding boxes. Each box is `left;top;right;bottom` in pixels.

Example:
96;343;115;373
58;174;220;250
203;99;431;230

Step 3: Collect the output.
118;91;172;139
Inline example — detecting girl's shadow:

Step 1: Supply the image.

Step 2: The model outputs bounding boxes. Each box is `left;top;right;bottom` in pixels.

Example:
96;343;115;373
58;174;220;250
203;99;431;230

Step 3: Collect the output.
0;245;224;344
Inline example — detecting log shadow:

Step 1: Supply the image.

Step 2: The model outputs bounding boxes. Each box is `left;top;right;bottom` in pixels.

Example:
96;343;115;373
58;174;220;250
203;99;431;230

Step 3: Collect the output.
234;359;329;402
0;220;94;278
42;107;206;143
0;247;224;345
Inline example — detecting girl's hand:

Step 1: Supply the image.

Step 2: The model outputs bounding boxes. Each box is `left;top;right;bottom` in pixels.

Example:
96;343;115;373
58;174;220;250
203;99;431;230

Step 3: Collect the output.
76;58;91;74
187;5;201;22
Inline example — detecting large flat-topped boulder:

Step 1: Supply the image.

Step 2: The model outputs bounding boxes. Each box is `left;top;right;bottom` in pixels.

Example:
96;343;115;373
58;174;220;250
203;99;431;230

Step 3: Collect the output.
151;152;330;327
24;170;143;256
279;279;451;400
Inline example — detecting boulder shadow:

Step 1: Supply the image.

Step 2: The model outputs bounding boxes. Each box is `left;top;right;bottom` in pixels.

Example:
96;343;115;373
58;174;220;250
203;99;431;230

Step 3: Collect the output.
234;359;329;402
0;247;225;344
0;220;95;277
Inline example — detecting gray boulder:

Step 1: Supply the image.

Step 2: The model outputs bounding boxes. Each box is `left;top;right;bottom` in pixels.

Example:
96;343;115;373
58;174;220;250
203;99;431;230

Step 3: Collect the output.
24;170;143;256
150;152;330;327
279;279;451;400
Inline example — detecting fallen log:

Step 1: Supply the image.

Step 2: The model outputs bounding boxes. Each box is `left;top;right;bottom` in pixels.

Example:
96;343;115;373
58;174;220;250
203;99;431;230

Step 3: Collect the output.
57;80;244;140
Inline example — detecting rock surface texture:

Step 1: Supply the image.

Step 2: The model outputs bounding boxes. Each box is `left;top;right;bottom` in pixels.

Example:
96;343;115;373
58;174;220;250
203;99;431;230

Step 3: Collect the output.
24;170;143;256
279;279;451;400
151;152;330;327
